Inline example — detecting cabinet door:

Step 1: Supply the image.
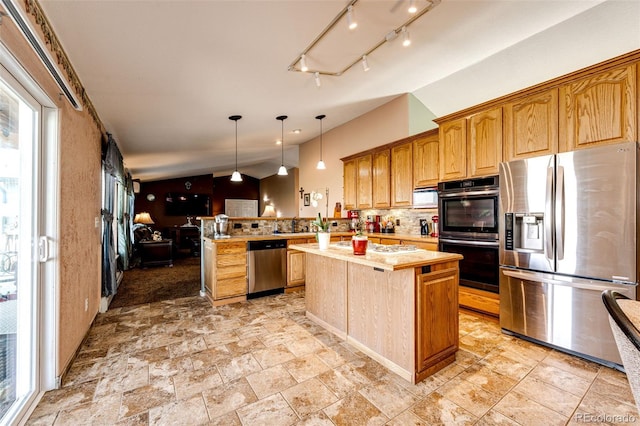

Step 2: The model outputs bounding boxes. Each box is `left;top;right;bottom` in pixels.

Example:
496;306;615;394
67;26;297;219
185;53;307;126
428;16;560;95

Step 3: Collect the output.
287;250;305;286
416;266;459;373
439;118;467;181
343;159;357;210
391;143;413;207
560;64;636;151
504;89;558;161
372;150;390;208
468;107;502;177
413;134;439;188
356;154;373;209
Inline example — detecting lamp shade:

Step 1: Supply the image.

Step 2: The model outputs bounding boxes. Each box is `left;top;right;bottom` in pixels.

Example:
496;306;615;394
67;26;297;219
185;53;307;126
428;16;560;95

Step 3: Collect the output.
134;212;155;225
262;205;276;217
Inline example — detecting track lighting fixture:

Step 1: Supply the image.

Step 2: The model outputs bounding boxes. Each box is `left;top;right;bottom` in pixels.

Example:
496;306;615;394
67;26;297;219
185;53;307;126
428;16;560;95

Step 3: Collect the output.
316;114;326;170
402;26;411;47
346;5;357;30
361;55;370;72
300;54;308;72
276;115;288;176
314;72;321;88
229;115;243;182
408;0;417;14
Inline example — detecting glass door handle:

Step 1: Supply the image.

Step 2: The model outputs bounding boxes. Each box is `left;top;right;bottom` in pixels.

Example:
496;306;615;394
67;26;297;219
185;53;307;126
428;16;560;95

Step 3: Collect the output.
38;236;50;262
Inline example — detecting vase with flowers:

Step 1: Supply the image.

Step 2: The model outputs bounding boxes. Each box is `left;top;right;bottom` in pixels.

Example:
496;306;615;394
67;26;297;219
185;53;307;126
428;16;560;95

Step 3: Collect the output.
311;213;331;250
352;221;368;255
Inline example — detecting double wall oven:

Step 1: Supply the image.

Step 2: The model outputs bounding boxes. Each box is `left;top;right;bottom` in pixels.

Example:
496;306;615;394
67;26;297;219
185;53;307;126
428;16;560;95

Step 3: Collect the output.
438;176;500;293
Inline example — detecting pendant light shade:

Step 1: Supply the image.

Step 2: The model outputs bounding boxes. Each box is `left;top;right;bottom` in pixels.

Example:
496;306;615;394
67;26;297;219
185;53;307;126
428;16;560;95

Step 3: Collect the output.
316;114;326;170
229;115;243;182
277;115;288;176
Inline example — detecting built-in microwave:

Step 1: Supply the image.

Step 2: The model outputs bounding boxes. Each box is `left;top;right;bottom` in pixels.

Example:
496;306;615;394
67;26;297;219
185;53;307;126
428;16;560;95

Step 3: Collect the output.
412;188;438;208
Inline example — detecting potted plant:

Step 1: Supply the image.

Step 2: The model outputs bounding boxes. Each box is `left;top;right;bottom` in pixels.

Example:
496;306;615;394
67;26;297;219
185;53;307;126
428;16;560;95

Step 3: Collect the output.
352;225;368;255
311;212;331;250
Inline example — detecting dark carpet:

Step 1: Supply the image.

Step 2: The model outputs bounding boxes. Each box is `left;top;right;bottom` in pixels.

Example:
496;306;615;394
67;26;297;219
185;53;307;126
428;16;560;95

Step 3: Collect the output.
110;256;201;308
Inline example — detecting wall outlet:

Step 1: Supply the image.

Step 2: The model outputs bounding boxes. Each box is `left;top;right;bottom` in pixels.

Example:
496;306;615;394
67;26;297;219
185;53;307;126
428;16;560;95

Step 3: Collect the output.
396;219;400;226
94;217;100;228
84;298;88;312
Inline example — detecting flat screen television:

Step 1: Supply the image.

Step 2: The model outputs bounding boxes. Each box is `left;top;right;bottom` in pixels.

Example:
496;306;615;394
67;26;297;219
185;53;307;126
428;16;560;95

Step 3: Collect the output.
165;192;210;216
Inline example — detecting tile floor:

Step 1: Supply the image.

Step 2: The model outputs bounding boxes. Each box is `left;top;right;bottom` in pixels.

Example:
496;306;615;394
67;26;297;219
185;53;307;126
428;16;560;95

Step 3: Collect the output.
26;292;639;425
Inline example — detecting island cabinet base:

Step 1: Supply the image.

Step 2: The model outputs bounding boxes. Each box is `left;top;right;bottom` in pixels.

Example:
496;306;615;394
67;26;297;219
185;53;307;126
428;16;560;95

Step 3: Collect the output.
304;253;460;384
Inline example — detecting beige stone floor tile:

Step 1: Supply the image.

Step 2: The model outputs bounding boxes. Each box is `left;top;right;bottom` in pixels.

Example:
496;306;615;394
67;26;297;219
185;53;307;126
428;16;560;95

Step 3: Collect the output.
475;410;522;426
119;376;175;419
285;353;331;383
172;368;223;400
286;334;327;357
24;412;57;426
494;391;568;426
201;330;239;347
28;379;98;418
225;336;267;356
527;361;593;397
236;324;269;339
203;377;257;419
323;392;389;426
252;343;296;369
190;345;232;370
512;376;581;417
52;392;121;426
114;411;149;426
207;411;242;425
457;362;517;397
294;410;336;425
459;333;497;357
281;378;339;417
236;393;299;426
246;364;298;399
501;335;550;362
479;351;534;381
590;369;637;407
386;409;430;425
148;393;210;425
349;357;391;382
388;371;445;398
542;350;601;381
129;346;171;364
168;335;208;358
148;355;193;379
573;387;640;423
216;352;262;383
436;376;502;418
358;378;420;418
62;354;128;386
410;392;477;425
313;345;350;369
317;363;372;399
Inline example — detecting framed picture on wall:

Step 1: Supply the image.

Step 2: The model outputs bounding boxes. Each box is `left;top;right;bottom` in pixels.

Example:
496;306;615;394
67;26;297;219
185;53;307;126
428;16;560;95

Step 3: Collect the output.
304;193;310;206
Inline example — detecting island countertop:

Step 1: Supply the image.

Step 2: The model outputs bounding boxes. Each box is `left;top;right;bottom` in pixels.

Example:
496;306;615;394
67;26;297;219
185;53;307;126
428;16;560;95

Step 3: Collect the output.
289;242;462;271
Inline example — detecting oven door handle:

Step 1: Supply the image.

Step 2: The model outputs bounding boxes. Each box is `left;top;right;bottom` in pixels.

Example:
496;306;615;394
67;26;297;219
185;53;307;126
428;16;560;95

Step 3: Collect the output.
439;238;499;247
438;190;498;198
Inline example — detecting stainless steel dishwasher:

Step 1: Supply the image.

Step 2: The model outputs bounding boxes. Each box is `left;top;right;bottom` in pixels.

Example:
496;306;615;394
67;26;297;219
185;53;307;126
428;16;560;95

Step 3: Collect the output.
247;239;287;298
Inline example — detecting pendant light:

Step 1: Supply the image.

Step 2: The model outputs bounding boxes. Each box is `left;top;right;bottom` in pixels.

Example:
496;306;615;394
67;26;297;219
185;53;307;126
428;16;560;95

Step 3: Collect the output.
316;114;326;170
277;115;288;176
229;115;243;182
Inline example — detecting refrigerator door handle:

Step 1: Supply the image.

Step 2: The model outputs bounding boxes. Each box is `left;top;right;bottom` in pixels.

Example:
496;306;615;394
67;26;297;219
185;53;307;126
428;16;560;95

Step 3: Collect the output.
502;268;636;292
544;166;554;260
556;165;565;260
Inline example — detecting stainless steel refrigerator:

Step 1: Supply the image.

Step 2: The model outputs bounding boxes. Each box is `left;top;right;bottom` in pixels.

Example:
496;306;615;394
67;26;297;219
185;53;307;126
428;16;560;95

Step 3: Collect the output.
499;141;638;367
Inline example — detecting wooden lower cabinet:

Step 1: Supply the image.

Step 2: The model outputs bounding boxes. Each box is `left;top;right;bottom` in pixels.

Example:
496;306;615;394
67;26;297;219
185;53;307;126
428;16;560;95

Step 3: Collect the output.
203;239;247;305
286;250;305;291
407;240;438;251
458;286;499;317
415;264;459;381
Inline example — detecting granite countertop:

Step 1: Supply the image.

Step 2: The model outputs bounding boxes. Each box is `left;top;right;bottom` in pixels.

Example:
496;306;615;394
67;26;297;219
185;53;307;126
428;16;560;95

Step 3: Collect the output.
289;242;461;271
203;232;439;244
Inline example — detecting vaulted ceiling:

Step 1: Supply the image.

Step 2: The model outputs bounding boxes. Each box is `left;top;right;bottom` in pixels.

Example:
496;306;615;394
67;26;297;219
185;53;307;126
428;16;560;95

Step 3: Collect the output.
38;0;639;181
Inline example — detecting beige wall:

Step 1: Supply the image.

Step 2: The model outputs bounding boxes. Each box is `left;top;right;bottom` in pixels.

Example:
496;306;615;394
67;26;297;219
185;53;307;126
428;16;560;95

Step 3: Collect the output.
298;94;436;218
2;3;103;377
260;168;299;217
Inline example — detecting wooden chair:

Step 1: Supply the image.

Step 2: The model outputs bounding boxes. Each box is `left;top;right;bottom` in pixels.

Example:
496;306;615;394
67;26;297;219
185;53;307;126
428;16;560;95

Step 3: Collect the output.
602;290;640;411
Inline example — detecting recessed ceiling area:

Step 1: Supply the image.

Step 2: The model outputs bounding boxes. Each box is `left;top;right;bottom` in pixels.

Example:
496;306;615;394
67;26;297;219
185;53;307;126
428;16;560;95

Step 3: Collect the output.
37;0;639;182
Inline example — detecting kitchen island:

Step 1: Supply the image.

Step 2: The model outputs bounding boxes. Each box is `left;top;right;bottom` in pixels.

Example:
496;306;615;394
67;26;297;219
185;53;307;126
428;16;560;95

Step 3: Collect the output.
289;242;463;384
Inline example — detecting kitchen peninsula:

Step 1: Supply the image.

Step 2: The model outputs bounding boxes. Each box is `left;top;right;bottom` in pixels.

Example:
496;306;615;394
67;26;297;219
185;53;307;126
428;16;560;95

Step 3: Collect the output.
290;242;462;384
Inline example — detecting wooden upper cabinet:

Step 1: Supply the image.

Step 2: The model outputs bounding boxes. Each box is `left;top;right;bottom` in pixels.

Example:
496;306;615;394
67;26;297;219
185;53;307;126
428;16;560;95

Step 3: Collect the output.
343;159;357;210
413;133;439;188
439;118;467;181
391;143;413;207
559;64;637;152
372;150;391;208
356;154;373;209
504;89;559;161
468;107;502;177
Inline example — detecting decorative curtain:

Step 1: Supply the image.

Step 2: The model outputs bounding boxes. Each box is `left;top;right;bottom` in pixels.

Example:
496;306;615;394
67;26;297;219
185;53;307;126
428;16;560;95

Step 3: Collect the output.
102;134;125;296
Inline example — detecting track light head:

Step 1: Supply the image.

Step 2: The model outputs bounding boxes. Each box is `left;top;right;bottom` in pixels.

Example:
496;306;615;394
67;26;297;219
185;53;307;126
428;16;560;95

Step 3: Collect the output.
402;26;411;47
314;72;321;88
408;0;417;14
347;5;357;30
300;54;308;72
361;55;370;72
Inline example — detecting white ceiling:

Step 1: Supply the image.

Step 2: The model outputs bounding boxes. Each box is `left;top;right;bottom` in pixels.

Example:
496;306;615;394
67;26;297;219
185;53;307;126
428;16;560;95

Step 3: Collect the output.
37;0;639;181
